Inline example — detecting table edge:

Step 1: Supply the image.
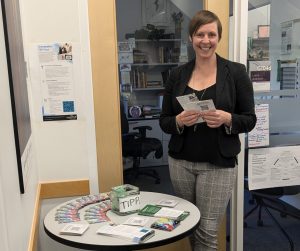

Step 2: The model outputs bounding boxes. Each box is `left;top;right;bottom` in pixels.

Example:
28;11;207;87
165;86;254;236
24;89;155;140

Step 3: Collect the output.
44;219;200;250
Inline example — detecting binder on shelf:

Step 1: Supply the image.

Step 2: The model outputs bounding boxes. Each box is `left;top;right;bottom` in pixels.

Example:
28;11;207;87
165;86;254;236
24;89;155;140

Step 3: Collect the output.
158;46;164;63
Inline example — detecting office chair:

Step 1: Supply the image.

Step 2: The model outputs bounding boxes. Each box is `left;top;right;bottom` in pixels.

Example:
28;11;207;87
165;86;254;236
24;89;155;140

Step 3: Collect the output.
120;102;163;184
244;150;300;251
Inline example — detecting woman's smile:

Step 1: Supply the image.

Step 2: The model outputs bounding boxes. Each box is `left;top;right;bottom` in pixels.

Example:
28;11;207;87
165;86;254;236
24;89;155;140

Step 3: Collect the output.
191;22;219;58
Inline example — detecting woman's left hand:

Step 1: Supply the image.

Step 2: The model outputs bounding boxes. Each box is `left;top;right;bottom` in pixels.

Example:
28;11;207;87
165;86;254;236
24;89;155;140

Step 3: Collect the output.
201;110;232;128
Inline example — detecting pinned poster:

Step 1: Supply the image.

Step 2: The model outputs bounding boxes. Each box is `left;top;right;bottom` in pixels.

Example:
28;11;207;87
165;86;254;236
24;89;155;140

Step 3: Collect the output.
31;43;79;121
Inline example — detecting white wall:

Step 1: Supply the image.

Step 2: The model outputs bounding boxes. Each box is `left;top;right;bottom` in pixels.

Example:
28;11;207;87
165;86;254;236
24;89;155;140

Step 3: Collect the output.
0;182;9;251
0;2;38;250
20;0;97;250
20;0;98;190
1;0;98;250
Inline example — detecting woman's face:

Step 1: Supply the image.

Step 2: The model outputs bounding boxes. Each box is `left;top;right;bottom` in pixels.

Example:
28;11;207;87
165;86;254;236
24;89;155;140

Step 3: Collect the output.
190;21;219;59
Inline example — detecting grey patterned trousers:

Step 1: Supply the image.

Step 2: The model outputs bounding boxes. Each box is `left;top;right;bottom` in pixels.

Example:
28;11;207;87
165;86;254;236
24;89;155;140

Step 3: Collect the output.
168;157;237;251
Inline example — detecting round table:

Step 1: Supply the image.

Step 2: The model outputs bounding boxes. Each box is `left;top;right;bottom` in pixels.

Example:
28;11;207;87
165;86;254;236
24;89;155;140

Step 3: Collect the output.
44;191;201;251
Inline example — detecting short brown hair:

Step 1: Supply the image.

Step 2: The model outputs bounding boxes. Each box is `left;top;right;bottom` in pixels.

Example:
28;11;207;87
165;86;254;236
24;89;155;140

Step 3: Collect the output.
189;10;222;41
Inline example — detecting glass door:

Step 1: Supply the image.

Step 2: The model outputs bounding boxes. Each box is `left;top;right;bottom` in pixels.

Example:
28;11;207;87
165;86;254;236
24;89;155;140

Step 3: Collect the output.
243;1;300;250
115;0;201;170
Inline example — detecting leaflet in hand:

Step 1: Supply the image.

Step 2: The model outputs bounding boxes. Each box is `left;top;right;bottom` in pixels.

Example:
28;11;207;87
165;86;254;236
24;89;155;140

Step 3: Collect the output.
176;94;216;123
96;224;155;243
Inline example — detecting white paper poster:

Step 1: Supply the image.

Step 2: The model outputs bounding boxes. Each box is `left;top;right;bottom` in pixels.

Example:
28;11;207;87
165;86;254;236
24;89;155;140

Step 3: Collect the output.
281;21;293;55
38;43;77;121
248;104;269;148
248;146;300;190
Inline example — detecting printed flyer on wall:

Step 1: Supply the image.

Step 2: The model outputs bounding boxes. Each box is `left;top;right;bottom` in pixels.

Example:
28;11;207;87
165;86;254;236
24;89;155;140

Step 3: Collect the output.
38;43;77;121
248;145;300;190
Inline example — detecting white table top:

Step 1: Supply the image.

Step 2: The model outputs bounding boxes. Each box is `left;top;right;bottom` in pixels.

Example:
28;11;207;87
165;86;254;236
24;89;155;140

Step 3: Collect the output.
44;191;201;250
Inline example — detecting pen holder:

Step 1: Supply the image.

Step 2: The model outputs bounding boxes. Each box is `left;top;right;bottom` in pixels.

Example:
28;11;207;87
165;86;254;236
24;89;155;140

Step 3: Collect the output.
110;184;140;215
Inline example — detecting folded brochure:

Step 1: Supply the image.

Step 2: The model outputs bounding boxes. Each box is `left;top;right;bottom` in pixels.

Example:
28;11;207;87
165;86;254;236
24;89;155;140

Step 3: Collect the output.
156;199;179;208
96;224;154;243
176;94;216;124
138;204;189;221
60;223;89;236
123;216;149;226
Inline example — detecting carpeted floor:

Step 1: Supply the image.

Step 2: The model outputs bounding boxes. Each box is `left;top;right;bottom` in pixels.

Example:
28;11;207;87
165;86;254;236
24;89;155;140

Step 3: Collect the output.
125;164;300;251
241;190;300;251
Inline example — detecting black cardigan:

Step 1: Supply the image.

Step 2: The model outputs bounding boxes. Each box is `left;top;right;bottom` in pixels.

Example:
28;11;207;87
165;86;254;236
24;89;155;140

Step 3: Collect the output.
159;54;257;160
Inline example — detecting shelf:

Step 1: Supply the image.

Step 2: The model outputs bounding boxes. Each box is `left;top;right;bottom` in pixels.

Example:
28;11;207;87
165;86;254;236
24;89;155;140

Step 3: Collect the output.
132;63;179;66
248;57;269;61
134;39;182;42
252;37;269;41
128;117;160;121
132;87;164;91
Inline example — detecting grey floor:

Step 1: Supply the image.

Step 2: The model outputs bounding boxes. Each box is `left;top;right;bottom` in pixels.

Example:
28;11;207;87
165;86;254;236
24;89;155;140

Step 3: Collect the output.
124;164;300;251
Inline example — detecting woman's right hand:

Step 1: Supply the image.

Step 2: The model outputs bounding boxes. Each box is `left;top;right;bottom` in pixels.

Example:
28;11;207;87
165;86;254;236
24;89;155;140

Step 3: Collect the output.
176;110;200;127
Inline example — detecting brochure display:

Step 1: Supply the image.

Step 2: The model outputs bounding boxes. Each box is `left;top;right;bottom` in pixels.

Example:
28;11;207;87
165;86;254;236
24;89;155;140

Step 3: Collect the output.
44;191;200;250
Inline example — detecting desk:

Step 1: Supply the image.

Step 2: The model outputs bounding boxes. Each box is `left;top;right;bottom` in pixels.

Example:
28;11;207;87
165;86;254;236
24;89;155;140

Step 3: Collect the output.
44;191;200;251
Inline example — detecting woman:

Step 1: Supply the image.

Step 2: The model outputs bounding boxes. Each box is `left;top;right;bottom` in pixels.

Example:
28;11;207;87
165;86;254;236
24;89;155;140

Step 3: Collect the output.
159;10;256;251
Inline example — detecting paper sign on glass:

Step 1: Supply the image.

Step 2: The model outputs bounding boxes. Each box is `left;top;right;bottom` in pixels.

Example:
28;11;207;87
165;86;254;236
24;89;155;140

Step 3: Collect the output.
248;104;269;148
248;146;300;190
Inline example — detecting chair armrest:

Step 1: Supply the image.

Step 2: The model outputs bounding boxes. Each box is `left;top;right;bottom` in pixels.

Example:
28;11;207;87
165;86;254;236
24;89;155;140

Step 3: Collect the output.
133;125;152;131
133;126;152;138
122;132;141;140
